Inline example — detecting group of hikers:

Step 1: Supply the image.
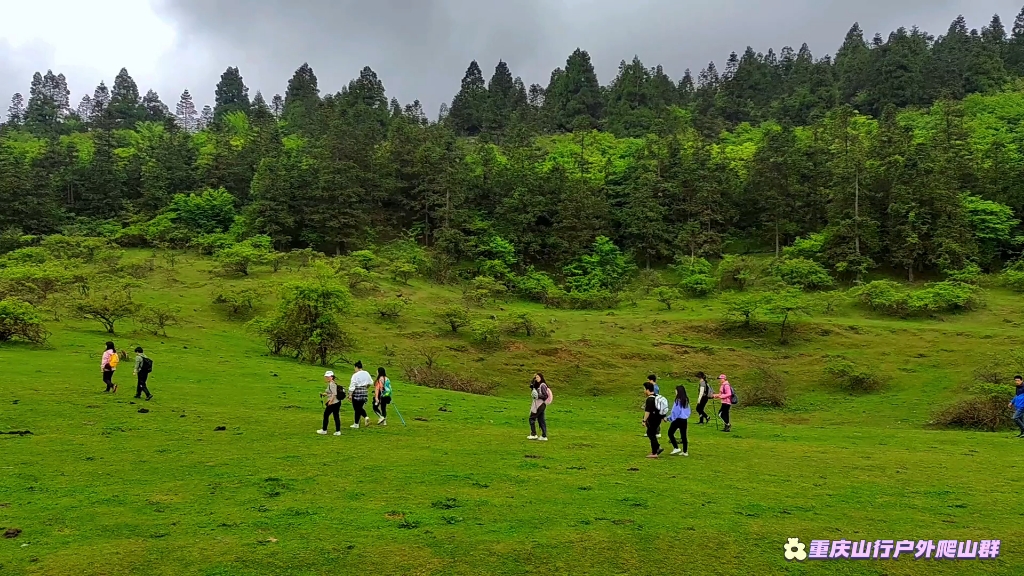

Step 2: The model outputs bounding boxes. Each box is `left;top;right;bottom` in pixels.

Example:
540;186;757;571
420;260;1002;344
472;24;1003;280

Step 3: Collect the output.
638;372;735;458
317;361;393;435
100;341;154;401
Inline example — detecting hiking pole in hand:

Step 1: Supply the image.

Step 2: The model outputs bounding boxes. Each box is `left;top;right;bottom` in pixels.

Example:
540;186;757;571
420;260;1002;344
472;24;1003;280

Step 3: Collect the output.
391;402;408;427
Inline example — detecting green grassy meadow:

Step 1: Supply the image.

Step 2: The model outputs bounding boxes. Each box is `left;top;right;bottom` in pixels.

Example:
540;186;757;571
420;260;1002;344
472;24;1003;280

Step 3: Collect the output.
1;253;1022;575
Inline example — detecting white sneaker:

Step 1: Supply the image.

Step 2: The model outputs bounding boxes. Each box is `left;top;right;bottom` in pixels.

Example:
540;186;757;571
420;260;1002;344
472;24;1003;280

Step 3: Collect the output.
364;417;370;426
333;431;342;436
539;437;548;442
350;424;360;429
657;434;662;438
527;435;538;440
671;448;681;455
378;416;386;424
317;430;328;435
682;452;689;457
380;419;387;426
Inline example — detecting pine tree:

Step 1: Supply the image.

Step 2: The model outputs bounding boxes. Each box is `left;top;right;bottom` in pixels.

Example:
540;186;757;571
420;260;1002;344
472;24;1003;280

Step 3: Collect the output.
175;89;198;132
271;94;284;118
605;56;653;136
198;105;214;130
142;90;170;123
448;60;488;135
6;93;25;126
835;23;872;105
549;48;603;131
982;13;1007;51
283;63;320;133
53;73;71;118
91;82;111;120
1009;7;1024;75
485;60;516;133
25;71;60;132
250;91;275;127
677;69;695;106
214;66;251;122
75;95;92;123
108;68;143;128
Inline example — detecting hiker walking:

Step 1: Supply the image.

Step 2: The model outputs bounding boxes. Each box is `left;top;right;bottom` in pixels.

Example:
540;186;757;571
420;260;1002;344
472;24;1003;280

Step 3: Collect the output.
695;372;711;424
132;347;153;400
1010;386;1024;438
372;367;392;426
647;374;660;395
642;382;668;458
349;361;373;428
713;374;734;432
667;385;691;456
1015;375;1024;397
101;341;118;393
319;371;343;436
527;373;552;441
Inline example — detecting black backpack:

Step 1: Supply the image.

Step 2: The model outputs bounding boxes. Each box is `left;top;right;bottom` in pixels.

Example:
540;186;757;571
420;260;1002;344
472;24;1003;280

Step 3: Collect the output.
141;357;154;374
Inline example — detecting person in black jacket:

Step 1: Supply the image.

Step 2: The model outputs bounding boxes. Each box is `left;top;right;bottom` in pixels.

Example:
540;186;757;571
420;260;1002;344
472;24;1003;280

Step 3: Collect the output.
695;372;711;424
642;382;664;458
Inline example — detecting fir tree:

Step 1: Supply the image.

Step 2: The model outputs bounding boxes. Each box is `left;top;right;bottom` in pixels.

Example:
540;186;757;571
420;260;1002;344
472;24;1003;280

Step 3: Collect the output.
283;63;320;133
549;48;603;131
91;82;111;120
198;105;214;130
75;95;92;123
214;66;251;122
142;90;170;123
485;60;516;133
175;89;198;132
108;67;143;127
6;93;25;126
25;71;60;132
250;91;275;127
448;60;488;135
835;23;872;105
271;94;284;118
1009;7;1024;75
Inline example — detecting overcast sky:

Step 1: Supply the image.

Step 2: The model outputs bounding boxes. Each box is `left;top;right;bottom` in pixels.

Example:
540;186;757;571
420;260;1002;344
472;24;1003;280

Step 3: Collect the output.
2;0;1021;117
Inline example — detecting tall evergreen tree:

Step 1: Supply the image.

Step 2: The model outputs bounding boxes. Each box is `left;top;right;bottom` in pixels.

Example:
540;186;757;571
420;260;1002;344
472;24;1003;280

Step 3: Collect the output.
448;60;488;135
108;68;144;128
25;71;61;132
835;23;872;106
91;82;111;121
1008;7;1024;75
142;90;170;123
283;63;320;133
548;48;603;131
175;90;198;132
6;93;25;126
75;95;92;123
485;60;517;134
271;94;284;118
198;105;214;130
213;66;251;122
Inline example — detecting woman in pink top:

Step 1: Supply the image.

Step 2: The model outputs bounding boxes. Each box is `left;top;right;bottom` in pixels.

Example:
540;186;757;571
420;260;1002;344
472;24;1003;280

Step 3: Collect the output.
713;374;733;432
101;341;118;393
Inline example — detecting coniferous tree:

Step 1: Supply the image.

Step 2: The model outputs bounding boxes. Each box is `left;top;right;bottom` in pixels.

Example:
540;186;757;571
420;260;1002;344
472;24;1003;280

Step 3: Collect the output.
25;71;60;132
835;23;872;106
605;56;653;136
175;89;198;132
142;90;170;123
677;69;695;107
485;60;517;134
108;68;144;128
448;60;488;135
271;94;284;118
213;66;251;122
6;93;25;126
91;82;111;121
250;91;275;127
548;48;603;131
198;105;214;130
75;95;92;123
1007;7;1024;75
283;63;320;133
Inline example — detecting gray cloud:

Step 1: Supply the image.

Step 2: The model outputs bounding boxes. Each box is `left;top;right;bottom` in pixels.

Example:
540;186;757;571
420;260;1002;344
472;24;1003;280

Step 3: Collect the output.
4;1;1024;119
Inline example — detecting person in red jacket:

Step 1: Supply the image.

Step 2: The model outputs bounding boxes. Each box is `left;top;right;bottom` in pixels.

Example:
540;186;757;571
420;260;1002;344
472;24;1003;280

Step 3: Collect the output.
713;374;733;432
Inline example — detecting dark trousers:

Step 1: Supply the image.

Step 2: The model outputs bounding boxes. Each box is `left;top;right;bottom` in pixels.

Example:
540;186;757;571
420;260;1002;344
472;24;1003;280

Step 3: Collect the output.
719;404;731;425
696;398;710;422
530;403;548;437
103;370;115;392
373;396;389;419
646;419;662;454
323;402;341;432
352;399;368;424
135;374;152;399
1014;409;1024;433
668;419;688;451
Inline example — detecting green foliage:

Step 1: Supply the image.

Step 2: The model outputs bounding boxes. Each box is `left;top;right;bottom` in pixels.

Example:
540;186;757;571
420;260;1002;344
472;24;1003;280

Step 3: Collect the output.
503;312;540;337
191;233;237;256
169;188;237;234
651;286;681;310
0;247;49;267
372;298;407;319
1001;260;1024;292
212;285;266;318
346;267;382;294
783;232;827;261
852;280;980;317
962;195;1018;266
388;262;417;285
0;263;74;304
216;236;273;276
136;303;181;336
438;304;471;333
771;258;835;290
251;264;354;365
723;292;766;327
824;357;886;393
464;276;508;306
470;318;501;345
41;235;117;263
717;255;763;290
73;293;138;334
515;268;559;304
672;256;717;297
763;289;811;343
350;250;379;271
563;236;635;294
744;365;788;408
0;298;49;343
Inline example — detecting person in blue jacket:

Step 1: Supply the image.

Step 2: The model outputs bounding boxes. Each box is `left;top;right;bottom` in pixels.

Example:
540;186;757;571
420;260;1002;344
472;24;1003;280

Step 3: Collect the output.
1010;390;1024;438
667;385;691;456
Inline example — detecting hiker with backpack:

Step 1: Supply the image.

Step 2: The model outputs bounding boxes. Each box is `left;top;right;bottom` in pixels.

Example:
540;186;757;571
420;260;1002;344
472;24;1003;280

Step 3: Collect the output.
349;361;373;429
101;341;118;393
647;374;660;395
527;373;552;441
372;367;392;426
666;385;690;456
713;374;735;432
695;372;711;424
132;347;153;401
642;382;668;458
318;371;343;436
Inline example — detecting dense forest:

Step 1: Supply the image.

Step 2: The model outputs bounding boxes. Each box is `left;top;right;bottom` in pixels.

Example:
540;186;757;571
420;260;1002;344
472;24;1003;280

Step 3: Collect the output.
4;10;1024;283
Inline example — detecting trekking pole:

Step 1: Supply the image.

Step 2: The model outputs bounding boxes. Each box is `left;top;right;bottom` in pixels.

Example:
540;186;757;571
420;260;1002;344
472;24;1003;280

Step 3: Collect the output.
391;402;408;427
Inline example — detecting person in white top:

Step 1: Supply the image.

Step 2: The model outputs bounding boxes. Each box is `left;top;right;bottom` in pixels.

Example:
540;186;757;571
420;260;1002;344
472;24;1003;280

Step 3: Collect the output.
349;361;373;428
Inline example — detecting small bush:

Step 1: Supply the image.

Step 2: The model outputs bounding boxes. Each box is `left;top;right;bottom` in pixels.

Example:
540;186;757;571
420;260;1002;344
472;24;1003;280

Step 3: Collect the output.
555;289;620;310
1002;260;1024;292
213;285;265;317
680;274;717;297
372;298;406;319
722;293;766;327
823;357;885;393
771;257;834;290
853;280;980;317
464;276;508;306
933;395;1014;432
652;286;681;310
347;267;381;293
404;365;495;395
191;233;236;256
215;236;273;276
744;365;787;408
438;304;471;333
388;262;417;285
516;268;559;304
717;255;763;290
74;295;139;334
0;247;48;267
504;312;541;337
471;319;501;345
851;281;908;317
0;298;49;344
350;250;379;271
136;303;181;336
946;263;982;285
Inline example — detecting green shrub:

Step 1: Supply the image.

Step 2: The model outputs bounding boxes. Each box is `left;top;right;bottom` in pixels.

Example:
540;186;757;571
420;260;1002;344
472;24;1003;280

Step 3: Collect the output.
464;276;508;306
41;235;116;263
169;188;237;234
557;289;620;310
717;255;763;290
782;232;827;261
192;233;236;256
722;293;766;327
0;263;74;304
215;236;273;276
671;255;713;277
213;286;266;317
515;268;558;304
471;319;501;345
563;236;635;294
0;298;49;344
350;250;379;271
438;304;471;333
771;257;834;290
0;228;31;255
823;357;885;393
347;267;381;293
504;312;540;337
0;247;49;267
652;286;681;310
945;263;982;285
851;281;908;317
136;303;181;336
680;274;717;297
1001;260;1024;292
933;395;1014;432
389;262;417;285
73;294;139;334
907;282;980;314
744;365;787;408
372;298;407;319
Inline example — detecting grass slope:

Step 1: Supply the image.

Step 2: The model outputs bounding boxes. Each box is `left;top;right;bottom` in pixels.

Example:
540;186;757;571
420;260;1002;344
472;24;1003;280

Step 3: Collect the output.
1;254;1021;575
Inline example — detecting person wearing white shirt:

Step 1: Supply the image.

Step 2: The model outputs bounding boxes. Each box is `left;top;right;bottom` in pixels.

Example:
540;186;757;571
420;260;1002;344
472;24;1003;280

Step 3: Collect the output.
349;361;373;428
